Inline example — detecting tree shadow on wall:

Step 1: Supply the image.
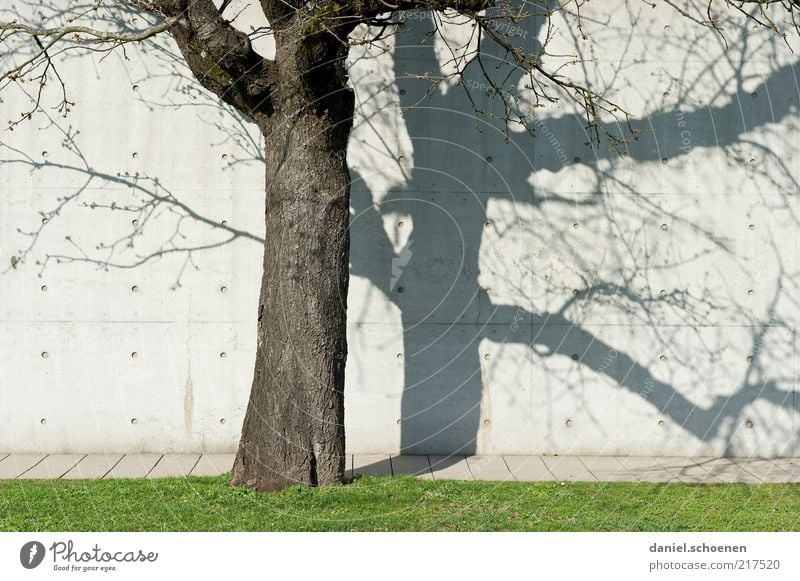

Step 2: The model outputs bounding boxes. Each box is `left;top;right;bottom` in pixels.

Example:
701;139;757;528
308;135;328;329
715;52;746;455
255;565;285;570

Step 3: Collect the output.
348;4;800;463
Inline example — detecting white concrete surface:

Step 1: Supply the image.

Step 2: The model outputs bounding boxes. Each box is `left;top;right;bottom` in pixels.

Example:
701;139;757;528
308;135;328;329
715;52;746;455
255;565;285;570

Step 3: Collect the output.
189;454;236;477
104;454;163;479
0;454;45;479
504;456;556;481
353;454;393;478
1;2;799;458
542;456;598;482
466;456;514;481
61;454;123;479
147;454;201;478
17;454;84;479
428;455;473;480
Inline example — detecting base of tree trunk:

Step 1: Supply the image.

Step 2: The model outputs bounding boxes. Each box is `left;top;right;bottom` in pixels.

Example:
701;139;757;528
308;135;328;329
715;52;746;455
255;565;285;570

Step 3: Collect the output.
229;449;345;492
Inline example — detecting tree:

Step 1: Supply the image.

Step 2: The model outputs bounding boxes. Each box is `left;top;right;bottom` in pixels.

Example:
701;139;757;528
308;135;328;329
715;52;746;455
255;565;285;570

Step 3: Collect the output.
1;0;798;491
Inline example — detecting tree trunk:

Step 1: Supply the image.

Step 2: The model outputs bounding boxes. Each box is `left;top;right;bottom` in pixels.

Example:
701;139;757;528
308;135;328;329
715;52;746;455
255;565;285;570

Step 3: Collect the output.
229;52;354;490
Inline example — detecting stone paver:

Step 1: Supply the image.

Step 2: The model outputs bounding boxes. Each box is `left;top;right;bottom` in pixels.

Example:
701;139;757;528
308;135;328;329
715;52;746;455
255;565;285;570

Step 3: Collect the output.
62;454;124;479
543;456;597;481
466;456;514;481
579;456;632;481
618;456;681;483
768;458;800;481
656;457;720;484
104;454;162;479
504;455;556;481
147;454;201;478
733;458;795;483
0;454;46;479
18;455;85;479
692;457;762;484
428;455;473;480
391;455;431;478
190;454;235;476
2;453;800;483
353;455;392;477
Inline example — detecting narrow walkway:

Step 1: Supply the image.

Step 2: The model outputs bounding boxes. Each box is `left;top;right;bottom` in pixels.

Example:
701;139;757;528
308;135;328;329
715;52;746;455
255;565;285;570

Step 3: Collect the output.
1;453;799;483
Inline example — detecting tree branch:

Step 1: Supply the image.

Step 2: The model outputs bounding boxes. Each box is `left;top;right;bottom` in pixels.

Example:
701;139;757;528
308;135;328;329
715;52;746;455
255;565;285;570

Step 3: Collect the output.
0;1;278;124
167;0;278;118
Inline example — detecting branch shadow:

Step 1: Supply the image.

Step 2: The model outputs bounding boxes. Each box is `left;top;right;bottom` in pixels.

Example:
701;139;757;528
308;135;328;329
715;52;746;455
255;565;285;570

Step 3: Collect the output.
348;3;800;465
0;1;265;288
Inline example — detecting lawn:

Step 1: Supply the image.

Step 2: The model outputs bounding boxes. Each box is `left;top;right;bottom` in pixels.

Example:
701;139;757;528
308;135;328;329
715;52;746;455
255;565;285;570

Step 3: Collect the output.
1;475;799;531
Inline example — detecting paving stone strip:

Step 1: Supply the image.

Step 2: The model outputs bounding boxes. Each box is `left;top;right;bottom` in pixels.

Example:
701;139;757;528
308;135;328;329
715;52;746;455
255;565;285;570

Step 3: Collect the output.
0;454;797;483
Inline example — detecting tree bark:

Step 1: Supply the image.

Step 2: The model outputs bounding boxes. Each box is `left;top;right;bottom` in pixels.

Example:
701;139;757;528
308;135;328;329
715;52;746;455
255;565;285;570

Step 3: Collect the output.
229;41;354;491
163;0;357;491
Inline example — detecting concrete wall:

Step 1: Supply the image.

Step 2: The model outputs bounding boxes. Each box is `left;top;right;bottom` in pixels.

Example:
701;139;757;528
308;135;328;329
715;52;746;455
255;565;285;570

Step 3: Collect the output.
1;1;799;456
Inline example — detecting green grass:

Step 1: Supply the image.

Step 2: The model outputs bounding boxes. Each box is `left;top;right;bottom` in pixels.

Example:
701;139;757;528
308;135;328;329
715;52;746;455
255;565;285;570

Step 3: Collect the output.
2;475;800;531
